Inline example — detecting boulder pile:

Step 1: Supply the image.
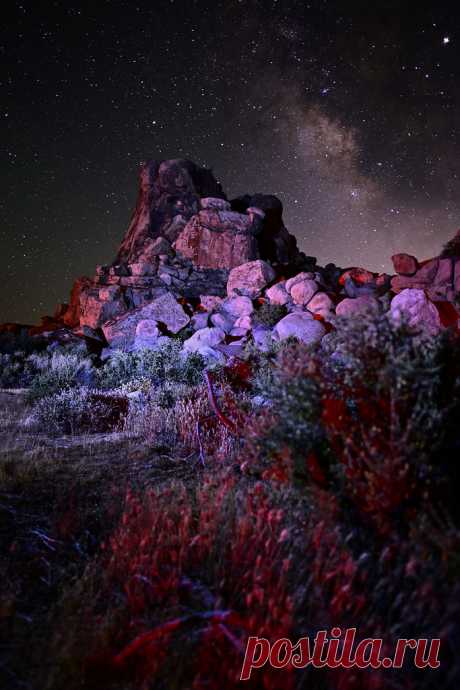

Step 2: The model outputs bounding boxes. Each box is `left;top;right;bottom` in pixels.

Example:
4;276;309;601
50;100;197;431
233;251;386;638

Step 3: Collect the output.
13;159;460;357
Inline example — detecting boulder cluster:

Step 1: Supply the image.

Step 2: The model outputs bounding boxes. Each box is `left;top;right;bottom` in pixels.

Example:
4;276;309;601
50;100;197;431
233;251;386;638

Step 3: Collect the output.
6;159;460;354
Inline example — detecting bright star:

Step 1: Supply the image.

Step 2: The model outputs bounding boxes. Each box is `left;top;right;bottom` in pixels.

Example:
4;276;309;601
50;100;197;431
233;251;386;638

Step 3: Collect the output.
443;36;450;45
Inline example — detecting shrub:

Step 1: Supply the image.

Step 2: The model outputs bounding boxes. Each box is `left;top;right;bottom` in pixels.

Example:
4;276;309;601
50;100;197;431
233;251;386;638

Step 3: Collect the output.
32;388;128;435
0;351;28;388
45;476;299;690
26;350;94;400
252;302;288;328
257;313;460;528
96;342;205;390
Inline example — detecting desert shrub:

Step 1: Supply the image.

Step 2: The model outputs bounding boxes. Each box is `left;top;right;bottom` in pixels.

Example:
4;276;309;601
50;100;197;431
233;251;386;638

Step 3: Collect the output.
242;341;330;482
0;351;29;388
253;301;288;328
26;350;94;400
44;476;300;690
96;342;205;390
0;330;47;355
124;381;241;461
124;398;179;448
32;388;128;435
246;336;300;396
321;312;460;468
241;312;460;529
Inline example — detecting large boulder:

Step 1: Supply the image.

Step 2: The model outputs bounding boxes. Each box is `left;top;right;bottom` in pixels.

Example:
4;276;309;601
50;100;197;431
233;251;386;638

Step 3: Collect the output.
391;253;418;276
182;327;226;362
285;272;315;294
132;320;165;350
252;325;273;352
102;292;189;348
391;258;440;293
339;267;375;286
227;260;276;297
174;207;264;269
265;281;290;305
290;279;319;306
390;289;442;336
200;295;223;312
335;295;380;317
307;292;334;318
191;312;209;330
221;295;254;317
210;312;235;333
274;312;326;344
79;287;127;330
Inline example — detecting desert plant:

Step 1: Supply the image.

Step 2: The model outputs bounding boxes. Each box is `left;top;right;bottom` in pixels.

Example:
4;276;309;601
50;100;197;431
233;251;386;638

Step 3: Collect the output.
32;387;128;435
26;349;93;400
95;342;205;390
253;302;288;328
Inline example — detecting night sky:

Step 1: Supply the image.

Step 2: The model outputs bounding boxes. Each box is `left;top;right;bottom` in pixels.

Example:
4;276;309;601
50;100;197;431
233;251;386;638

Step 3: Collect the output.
2;1;460;323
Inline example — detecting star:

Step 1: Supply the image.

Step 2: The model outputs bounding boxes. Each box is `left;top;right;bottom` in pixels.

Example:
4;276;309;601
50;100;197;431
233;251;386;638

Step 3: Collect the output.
443;36;450;44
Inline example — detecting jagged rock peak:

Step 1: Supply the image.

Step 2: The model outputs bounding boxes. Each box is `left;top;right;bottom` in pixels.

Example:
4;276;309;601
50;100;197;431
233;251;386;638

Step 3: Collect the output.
116;159;226;264
116;158;302;270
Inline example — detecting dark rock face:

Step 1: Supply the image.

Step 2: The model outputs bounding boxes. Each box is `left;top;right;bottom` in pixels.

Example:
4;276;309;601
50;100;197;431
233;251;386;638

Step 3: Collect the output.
116;159;226;264
231;194;300;265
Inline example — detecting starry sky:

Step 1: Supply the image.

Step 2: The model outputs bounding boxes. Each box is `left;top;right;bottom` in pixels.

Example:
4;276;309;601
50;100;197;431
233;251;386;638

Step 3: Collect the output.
2;0;460;323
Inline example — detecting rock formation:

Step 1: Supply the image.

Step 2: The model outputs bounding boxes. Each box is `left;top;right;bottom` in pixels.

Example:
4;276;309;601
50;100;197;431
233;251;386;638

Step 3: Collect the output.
8;158;460;359
55;159;305;333
116;159;226;264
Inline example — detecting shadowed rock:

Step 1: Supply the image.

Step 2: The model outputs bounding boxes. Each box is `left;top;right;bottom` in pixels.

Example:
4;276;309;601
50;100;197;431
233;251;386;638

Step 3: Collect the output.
116;159;226;264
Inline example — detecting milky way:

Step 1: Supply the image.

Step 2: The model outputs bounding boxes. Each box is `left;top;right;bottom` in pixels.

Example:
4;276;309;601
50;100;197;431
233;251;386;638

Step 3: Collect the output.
2;1;460;322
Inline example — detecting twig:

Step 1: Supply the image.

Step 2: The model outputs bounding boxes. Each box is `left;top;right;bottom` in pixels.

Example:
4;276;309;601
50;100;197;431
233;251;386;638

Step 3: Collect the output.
113;610;239;667
204;371;238;434
195;418;206;467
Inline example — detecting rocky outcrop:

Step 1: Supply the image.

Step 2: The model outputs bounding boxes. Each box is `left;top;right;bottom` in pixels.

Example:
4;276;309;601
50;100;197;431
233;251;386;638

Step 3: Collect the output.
391;248;460;302
12;161;460;357
68;159;305;332
61;277;93;328
116;159;226;264
174;200;264;269
231;193;300;265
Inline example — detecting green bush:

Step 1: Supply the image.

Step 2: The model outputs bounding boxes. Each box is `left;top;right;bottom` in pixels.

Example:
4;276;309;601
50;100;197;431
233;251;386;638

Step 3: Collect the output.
26;350;93;400
0;351;28;388
96;342;205;390
32;388;127;435
252;302;288;328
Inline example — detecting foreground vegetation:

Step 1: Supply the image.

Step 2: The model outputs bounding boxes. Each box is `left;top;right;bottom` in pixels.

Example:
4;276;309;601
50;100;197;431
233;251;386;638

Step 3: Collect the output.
1;314;459;689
